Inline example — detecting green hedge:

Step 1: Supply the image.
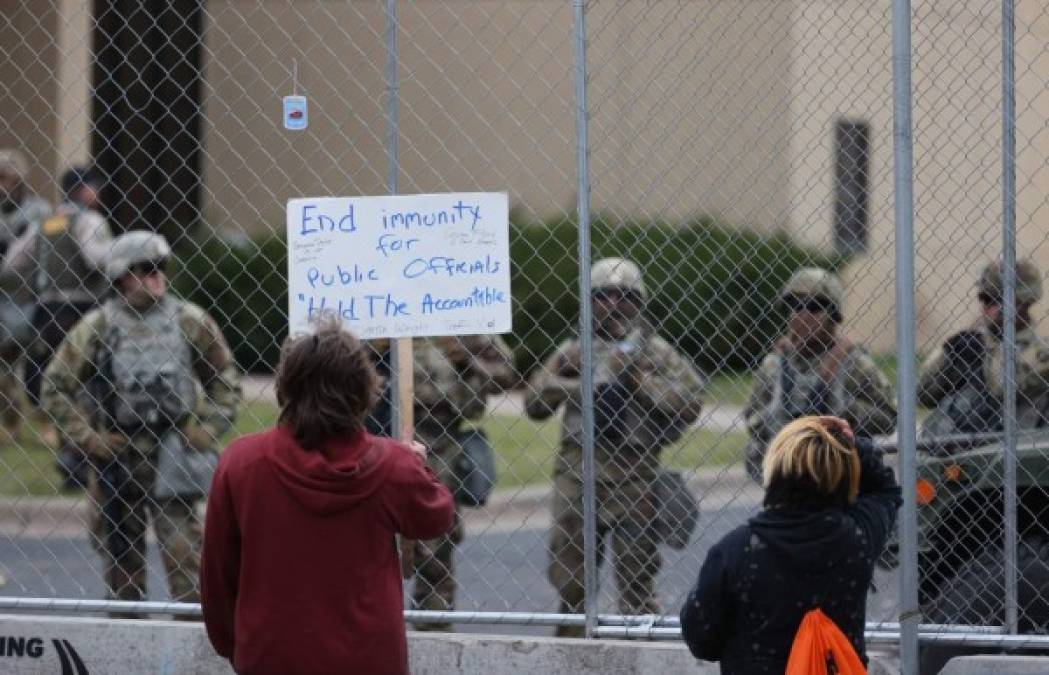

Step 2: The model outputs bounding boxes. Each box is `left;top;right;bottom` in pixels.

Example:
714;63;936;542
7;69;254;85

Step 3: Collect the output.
171;216;837;375
510;214;839;375
171;235;289;373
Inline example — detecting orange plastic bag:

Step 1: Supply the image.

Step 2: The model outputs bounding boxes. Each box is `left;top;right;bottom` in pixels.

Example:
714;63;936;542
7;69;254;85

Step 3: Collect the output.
784;608;866;675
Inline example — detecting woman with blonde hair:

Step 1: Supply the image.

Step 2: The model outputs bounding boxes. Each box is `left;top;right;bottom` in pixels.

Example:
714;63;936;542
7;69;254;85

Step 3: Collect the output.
680;416;901;674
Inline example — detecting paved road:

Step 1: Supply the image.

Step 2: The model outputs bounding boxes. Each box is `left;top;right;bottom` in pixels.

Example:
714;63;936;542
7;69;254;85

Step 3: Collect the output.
0;483;901;639
450;490;901;637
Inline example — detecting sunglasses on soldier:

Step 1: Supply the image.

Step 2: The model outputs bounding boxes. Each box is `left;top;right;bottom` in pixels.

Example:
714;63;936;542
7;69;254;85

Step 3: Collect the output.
783;294;833;314
592;287;640;304
978;292;1033;314
129;260;167;277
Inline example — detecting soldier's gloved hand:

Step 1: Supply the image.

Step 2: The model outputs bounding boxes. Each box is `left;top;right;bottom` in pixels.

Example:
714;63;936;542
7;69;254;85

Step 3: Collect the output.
610;346;653;389
607;347;634;380
943;330;984;369
83;430;129;460
180;424;215;453
556;347;582;377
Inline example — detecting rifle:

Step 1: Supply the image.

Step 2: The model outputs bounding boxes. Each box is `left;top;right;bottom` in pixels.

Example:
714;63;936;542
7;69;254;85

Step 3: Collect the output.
84;321;134;572
97;456;133;564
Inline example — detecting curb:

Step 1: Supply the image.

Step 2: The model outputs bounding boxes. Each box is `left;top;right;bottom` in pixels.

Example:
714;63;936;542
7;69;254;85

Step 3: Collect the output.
0;466;752;533
0;496;88;534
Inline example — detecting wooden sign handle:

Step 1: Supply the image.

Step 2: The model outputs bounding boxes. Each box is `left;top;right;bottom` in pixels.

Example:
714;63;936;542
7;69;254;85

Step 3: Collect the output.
395;337;416;580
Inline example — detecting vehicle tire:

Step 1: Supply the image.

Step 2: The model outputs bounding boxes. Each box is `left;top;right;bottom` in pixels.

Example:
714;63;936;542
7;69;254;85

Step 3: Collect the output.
919;536;1049;674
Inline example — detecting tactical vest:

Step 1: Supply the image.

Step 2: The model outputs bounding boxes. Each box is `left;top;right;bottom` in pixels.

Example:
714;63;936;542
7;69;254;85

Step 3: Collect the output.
101;297;197;435
34;209;100;301
767;347;853;436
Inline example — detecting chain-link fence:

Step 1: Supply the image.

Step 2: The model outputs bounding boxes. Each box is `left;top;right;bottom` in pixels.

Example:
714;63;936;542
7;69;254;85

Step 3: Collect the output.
2;0;1049;672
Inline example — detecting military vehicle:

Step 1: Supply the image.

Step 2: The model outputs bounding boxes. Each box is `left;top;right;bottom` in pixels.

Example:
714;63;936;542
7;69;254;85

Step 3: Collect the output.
879;431;1049;673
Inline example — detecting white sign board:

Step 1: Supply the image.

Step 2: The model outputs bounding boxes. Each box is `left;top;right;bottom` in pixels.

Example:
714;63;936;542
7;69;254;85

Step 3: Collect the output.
287;192;511;338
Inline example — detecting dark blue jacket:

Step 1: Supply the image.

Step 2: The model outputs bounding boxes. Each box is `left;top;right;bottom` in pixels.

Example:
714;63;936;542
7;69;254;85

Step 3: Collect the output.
680;439;901;674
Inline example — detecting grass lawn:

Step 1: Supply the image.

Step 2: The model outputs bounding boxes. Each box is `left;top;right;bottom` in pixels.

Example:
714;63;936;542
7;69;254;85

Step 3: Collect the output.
0;353;929;498
0;401;280;498
703;370;753;408
478;414;746;490
0;425;61;497
0;400;745;497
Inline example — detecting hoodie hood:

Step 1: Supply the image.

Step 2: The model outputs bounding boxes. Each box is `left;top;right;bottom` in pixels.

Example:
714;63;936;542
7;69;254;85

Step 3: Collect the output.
266;426;394;515
748;507;855;572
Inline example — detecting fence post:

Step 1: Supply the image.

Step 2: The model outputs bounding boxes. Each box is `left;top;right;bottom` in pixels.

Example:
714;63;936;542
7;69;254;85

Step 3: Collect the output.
1001;0;1019;636
892;0;919;671
571;0;598;639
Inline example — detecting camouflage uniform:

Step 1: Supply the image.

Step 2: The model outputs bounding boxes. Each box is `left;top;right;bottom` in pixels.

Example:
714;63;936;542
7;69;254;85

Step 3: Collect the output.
918;260;1049;434
368;335;515;631
41;233;241;610
525;258;705;635
6;201;114;408
744;268;896;480
0;150;51;433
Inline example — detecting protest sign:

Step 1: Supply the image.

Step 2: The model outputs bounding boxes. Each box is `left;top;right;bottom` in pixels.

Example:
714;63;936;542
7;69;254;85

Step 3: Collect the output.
287;192;511;338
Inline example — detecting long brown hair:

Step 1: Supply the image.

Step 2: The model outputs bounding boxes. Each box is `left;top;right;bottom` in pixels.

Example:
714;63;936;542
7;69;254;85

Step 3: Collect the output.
276;322;379;448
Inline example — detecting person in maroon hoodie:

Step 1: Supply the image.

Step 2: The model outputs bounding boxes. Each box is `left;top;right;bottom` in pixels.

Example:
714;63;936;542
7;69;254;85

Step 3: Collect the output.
200;324;455;675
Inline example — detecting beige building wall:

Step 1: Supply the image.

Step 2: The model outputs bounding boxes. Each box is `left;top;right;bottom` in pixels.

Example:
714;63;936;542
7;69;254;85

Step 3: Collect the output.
0;0;92;202
1;1;59;200
584;1;793;229
200;1;794;232
6;1;1049;357
784;1;896;352
200;1;576;232
816;0;1049;354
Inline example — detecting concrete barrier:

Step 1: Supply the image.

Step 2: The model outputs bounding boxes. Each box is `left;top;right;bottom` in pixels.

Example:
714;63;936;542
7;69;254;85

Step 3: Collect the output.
939;655;1049;674
0;614;226;675
0;614;900;674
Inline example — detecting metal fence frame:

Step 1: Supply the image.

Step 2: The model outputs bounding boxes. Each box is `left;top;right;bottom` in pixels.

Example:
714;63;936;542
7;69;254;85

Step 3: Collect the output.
1;2;1046;674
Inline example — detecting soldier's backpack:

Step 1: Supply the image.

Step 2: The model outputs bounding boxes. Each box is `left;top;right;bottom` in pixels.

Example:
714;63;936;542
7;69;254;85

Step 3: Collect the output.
33;209;99;300
785;608;866;675
452;428;496;507
651;469;700;550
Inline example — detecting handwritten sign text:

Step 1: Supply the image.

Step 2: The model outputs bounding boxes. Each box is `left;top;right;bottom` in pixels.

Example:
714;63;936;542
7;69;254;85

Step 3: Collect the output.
287;193;511;338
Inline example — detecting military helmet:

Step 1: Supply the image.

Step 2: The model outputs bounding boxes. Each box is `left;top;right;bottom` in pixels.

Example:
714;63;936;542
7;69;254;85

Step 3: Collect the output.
591;257;646;299
106;230;172;281
779;267;844;321
0;150;28;182
977;259;1043;306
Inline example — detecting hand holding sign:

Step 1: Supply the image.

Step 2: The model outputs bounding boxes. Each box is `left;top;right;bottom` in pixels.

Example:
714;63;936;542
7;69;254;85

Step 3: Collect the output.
287;192;511;582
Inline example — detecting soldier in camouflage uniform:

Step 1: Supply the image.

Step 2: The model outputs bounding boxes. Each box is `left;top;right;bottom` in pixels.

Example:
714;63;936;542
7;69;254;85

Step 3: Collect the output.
42;231;242;612
918;259;1049;435
526;258;705;636
0;151;50;253
744;268;896;481
7;166;114;410
0;150;50;438
366;334;515;631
